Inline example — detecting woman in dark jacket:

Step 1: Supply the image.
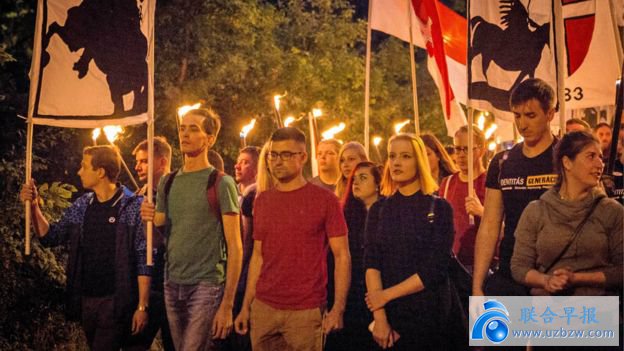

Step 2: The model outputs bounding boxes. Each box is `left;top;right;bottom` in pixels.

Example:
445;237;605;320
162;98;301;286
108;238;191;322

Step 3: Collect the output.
365;134;459;350
327;161;383;351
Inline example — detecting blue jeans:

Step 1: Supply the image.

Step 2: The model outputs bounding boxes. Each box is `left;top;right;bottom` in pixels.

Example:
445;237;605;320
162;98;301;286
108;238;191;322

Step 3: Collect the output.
164;280;224;351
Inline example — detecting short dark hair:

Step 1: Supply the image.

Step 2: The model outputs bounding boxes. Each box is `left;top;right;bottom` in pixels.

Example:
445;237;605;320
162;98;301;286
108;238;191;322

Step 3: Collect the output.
593;122;611;132
566;118;590;130
239;146;260;166
83;145;121;183
270;127;306;145
183;108;221;137
553;130;599;188
510;78;555;113
132;136;172;160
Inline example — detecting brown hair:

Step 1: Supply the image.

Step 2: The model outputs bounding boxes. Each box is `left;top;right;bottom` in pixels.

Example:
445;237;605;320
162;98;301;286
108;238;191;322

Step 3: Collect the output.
554;131;600;188
340;161;383;207
183;108;222;137
132;136;172;161
420;132;458;180
83;145;121;183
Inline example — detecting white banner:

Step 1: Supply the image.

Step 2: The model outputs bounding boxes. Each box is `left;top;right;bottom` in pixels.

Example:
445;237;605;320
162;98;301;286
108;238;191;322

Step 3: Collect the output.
563;0;621;110
468;0;557;123
28;0;155;128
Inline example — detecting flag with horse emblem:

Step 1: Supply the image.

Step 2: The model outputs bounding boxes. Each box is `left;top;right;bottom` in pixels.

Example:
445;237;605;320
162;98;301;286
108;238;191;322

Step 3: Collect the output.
469;0;620;123
468;0;557;121
28;0;155;128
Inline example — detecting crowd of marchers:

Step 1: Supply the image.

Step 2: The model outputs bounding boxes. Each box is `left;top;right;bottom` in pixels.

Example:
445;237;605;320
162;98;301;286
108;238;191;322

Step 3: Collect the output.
20;78;622;351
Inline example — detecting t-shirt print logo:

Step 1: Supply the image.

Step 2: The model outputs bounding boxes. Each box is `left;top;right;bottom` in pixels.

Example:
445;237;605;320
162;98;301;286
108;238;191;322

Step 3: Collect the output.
526;174;557;188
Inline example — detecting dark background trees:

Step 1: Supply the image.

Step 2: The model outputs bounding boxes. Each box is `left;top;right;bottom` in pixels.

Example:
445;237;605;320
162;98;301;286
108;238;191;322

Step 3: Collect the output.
0;0;463;348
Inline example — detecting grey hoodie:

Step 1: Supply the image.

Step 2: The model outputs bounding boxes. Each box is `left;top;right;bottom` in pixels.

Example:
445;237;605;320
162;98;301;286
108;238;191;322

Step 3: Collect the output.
511;187;623;295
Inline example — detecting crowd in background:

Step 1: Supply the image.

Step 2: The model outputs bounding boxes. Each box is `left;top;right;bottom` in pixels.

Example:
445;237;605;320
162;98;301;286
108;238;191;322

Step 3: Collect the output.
20;78;622;350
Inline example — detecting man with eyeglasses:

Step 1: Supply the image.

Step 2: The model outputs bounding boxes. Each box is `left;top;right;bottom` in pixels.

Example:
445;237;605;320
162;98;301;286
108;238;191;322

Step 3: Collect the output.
234;127;351;351
439;125;487;272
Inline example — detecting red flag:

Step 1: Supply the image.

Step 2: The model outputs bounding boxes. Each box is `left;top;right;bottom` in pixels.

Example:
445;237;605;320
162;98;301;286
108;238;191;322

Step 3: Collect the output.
411;0;466;133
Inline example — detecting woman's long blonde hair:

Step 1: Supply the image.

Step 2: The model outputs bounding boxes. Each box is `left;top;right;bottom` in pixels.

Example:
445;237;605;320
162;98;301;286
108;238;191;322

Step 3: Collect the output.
380;134;439;196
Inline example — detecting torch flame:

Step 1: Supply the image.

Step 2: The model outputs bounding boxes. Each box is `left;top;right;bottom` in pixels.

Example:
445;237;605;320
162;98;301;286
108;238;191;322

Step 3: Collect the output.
477;113;486;131
484;123;498;139
273;95;282;111
103;125;123;143
240;119;256;138
284;116;296;127
312;108;322;118
321;123;346;140
92;128;101;142
373;136;382;147
394;120;410;134
177;103;202;119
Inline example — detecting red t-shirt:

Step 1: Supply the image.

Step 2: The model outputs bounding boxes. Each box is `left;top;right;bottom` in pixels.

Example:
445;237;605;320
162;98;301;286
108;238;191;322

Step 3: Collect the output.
253;182;348;310
439;172;486;266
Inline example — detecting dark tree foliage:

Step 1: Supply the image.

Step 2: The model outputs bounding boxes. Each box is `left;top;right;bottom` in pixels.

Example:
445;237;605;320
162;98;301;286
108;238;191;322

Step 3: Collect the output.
0;0;461;347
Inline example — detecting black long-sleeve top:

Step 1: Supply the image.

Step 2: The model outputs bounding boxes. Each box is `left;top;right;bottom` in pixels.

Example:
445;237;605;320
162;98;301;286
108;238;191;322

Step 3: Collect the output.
364;191;454;313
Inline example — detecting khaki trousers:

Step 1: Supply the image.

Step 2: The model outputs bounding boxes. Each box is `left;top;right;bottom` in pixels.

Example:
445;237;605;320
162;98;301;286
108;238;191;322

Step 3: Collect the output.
250;299;323;351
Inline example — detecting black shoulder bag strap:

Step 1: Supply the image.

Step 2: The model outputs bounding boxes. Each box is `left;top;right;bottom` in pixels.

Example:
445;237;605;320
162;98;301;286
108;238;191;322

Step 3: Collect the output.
541;197;603;274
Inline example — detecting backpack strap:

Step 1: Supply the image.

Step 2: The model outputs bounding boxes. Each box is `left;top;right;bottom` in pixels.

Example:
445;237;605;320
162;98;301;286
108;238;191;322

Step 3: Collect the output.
441;174;453;200
206;170;224;225
163;168;223;223
163;169;179;212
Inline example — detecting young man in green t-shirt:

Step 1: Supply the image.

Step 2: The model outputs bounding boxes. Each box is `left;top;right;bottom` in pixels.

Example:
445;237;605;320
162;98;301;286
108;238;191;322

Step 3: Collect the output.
141;108;242;351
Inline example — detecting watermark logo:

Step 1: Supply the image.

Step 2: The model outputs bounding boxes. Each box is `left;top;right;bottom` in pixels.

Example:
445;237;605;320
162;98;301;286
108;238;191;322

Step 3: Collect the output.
471;299;511;343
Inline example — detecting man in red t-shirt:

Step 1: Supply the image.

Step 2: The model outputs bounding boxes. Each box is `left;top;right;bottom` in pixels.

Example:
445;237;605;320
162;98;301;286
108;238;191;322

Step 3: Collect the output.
234;127;350;351
439;125;487;269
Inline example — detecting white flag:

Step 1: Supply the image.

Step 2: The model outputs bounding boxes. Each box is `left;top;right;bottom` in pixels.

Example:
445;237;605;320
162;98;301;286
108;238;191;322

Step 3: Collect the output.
28;0;155;128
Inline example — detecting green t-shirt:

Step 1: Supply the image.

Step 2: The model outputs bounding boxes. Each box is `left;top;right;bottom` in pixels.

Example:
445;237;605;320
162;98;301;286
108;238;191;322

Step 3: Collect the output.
156;167;239;284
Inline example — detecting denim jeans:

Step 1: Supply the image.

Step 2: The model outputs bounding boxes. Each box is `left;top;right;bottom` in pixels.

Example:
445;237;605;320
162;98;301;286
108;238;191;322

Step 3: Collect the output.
164;280;224;351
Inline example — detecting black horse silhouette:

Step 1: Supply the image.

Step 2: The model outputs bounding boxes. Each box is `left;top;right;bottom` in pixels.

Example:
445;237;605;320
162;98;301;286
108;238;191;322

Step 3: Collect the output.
469;0;550;111
41;0;147;116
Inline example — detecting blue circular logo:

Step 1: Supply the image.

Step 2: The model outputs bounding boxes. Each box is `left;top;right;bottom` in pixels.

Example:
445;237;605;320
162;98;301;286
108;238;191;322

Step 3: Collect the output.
485;319;509;343
471;299;511;344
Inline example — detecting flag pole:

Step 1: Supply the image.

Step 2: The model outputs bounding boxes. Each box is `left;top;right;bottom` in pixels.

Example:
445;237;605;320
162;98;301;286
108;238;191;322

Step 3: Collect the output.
145;0;156;266
407;0;420;135
24;0;47;255
554;0;566;136
364;0;373;157
608;0;623;66
24;119;34;255
467;109;475;225
308;112;319;177
466;0;475;224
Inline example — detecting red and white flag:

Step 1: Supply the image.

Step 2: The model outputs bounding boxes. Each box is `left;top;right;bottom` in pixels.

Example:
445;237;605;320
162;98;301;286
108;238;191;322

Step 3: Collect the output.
29;0;155;128
468;0;620;138
563;0;620;109
370;0;467;135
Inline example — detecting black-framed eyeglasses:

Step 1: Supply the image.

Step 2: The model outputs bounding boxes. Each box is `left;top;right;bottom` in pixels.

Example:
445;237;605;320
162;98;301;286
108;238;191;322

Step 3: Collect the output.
453;146;479;154
267;151;303;161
